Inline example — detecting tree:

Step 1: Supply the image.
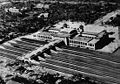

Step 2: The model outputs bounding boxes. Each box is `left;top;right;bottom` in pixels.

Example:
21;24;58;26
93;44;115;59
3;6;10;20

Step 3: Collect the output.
0;76;5;84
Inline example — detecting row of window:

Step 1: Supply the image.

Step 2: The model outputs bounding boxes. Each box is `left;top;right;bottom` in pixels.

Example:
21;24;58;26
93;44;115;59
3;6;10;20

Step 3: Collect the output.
49;31;58;34
82;35;95;39
69;40;87;45
88;44;94;47
69;40;95;47
70;44;89;49
38;35;52;39
37;34;95;47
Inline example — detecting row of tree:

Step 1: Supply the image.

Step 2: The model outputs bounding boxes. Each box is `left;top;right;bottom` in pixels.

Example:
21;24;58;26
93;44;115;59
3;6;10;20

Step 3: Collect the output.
46;2;118;24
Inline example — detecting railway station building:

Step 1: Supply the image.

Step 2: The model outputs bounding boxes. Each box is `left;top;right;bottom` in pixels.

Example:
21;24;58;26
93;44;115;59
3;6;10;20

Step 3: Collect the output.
32;23;109;50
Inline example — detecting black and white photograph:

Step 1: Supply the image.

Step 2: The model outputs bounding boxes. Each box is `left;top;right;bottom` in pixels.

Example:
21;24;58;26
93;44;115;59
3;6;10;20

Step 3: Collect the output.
0;0;120;84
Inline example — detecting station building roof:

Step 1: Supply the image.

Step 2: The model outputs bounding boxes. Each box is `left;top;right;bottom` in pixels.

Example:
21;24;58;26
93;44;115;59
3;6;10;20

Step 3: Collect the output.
96;30;107;38
72;35;92;43
48;28;60;33
89;38;100;44
37;31;53;36
84;25;105;33
52;33;70;38
82;31;98;36
60;28;76;34
49;27;60;31
82;30;107;39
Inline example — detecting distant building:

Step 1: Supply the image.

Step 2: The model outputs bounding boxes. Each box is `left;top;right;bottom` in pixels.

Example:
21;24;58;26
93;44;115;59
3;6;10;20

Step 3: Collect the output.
33;31;53;41
35;3;49;9
9;7;20;13
5;7;21;15
11;0;27;2
0;2;12;9
38;13;49;18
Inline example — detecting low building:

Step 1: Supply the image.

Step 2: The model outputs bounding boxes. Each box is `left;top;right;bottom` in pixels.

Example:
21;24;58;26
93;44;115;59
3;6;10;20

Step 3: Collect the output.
38;13;49;18
33;31;53;42
9;7;20;13
35;3;49;9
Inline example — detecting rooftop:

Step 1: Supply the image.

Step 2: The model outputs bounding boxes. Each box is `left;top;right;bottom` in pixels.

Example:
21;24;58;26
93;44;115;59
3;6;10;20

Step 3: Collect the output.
52;32;70;38
60;28;75;34
37;31;53;36
48;28;60;32
82;31;98;36
89;38;100;44
97;30;107;38
73;35;92;42
84;25;105;33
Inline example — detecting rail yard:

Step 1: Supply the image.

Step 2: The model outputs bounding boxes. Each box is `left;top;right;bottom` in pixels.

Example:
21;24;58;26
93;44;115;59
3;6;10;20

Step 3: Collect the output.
0;36;119;84
0;0;120;84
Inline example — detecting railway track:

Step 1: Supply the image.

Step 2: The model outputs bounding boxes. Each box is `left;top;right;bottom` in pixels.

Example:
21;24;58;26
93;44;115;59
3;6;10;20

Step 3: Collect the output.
14;40;40;48
10;41;37;50
50;54;120;75
20;38;48;45
0;51;19;60
54;52;120;69
45;58;120;79
39;61;120;84
0;37;119;83
37;47;120;83
0;48;23;56
2;45;29;53
14;40;41;47
0;37;48;61
8;42;35;51
61;46;120;63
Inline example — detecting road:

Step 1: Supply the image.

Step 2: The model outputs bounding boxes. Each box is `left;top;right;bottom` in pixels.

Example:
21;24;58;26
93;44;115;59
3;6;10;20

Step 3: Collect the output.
94;10;120;25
